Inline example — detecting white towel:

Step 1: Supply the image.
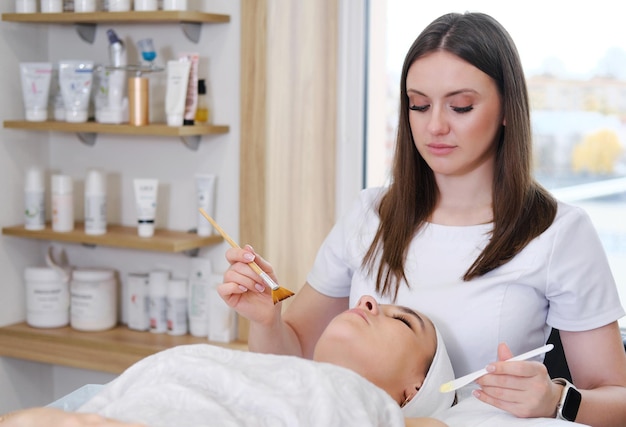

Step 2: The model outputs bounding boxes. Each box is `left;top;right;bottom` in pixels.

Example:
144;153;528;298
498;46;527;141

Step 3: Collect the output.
79;344;405;427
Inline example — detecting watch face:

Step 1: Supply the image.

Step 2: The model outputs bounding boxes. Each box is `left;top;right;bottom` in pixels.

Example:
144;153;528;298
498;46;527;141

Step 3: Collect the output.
562;387;582;421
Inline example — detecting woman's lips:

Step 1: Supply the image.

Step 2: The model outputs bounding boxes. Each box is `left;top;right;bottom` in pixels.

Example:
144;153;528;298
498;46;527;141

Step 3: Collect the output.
346;308;368;323
426;143;456;155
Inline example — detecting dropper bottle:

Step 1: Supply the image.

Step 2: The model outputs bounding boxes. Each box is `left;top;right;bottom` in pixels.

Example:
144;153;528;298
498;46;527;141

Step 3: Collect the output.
195;79;209;124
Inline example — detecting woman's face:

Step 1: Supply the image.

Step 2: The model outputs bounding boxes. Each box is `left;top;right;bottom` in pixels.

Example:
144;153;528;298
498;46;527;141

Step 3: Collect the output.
313;295;436;406
406;50;503;179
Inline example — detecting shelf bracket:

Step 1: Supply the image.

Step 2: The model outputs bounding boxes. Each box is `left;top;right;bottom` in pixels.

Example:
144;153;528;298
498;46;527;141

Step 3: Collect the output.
77;132;97;147
182;229;200;257
180;135;200;151
74;23;97;44
180;22;202;43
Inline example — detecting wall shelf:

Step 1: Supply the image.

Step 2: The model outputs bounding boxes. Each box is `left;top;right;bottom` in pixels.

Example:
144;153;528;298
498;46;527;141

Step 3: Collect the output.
3;120;230;151
0;11;230;43
0;322;247;375
2;223;223;253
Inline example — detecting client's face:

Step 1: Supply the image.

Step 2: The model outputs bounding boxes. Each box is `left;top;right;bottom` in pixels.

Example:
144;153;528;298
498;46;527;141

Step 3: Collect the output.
313;295;437;406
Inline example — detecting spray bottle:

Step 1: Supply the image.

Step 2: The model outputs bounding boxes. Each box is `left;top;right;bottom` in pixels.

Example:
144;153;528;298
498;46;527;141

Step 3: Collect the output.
102;29;127;123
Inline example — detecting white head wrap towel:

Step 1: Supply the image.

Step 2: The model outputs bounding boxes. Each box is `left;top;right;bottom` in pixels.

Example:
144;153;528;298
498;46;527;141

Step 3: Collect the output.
401;326;456;418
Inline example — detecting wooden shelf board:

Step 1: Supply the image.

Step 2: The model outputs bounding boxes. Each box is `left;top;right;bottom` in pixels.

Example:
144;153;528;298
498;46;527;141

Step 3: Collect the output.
3;120;229;137
1;11;230;24
2;223;223;253
0;322;247;374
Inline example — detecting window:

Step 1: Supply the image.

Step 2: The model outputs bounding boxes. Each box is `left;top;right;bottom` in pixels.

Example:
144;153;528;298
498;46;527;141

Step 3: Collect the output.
365;1;626;325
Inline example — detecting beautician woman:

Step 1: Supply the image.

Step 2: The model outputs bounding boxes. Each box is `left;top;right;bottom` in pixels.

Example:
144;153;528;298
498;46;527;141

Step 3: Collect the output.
220;11;626;426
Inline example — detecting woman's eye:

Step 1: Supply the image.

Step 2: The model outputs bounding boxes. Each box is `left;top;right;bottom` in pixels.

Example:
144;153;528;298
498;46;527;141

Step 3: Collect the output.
409;104;429;112
393;314;412;329
452;105;473;113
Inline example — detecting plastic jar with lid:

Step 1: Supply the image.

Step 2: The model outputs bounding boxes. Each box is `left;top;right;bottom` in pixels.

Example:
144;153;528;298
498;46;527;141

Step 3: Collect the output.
70;268;117;331
24;267;70;328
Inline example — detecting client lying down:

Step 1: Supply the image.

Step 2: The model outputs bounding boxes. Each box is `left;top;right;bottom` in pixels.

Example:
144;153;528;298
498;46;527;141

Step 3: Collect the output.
0;295;455;427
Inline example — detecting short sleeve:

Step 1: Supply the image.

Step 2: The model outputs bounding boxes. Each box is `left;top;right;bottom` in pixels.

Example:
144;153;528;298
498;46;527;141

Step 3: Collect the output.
545;205;625;330
306;188;383;298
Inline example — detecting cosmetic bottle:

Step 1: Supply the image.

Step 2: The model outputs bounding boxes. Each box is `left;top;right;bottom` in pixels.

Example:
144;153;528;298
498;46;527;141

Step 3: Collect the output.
52;174;74;232
24;167;45;231
127;272;150;331
187;258;212;337
149;270;169;333
195;79;209;124
84;169;107;235
167;278;188;336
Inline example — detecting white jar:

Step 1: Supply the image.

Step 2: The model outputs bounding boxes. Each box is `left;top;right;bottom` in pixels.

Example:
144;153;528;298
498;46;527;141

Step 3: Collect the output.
84;169;107;235
134;0;156;11
163;0;187;10
148;270;169;333
166;278;188;335
15;0;37;13
24;167;45;231
74;0;96;12
41;0;63;12
108;0;131;11
52;174;74;232
70;268;117;331
24;267;69;328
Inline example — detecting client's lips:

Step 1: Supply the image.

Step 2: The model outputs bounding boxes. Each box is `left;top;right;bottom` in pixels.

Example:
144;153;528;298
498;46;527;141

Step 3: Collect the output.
346;308;368;323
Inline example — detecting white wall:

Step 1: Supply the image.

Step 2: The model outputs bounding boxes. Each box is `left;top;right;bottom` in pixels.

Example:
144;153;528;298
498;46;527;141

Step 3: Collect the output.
0;0;241;413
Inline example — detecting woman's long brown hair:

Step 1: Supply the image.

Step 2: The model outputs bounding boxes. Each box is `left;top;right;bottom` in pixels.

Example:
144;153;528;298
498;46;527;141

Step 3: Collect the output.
363;12;557;301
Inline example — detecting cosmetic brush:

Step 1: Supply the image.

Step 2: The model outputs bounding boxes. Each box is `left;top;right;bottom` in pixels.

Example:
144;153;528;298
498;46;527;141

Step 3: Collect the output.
439;344;554;393
198;208;295;304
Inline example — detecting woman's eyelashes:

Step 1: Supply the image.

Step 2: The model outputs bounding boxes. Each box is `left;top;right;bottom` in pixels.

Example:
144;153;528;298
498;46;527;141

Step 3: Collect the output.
408;104;474;113
392;314;413;330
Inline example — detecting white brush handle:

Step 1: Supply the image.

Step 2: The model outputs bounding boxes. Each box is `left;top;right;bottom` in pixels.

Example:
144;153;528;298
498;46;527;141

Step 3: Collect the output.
440;344;554;393
259;271;280;291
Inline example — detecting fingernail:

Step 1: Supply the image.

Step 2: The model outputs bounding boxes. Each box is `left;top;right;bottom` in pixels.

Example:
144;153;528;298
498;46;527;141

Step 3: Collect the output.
243;253;255;262
238;285;248;292
472;390;481;398
254;283;265;292
486;364;495;373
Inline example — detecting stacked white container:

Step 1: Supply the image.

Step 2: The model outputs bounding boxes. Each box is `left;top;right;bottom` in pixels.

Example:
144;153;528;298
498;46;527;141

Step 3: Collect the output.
24;267;70;328
70;268;117;331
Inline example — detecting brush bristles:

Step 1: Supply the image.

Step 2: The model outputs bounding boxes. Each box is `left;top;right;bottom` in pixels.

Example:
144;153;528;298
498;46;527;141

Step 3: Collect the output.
272;287;295;304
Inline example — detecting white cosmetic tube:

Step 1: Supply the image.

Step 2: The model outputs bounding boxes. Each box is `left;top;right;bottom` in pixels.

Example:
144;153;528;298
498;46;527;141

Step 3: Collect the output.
20;62;53;122
133;178;158;238
165;60;191;127
187;258;212;337
178;52;199;125
195;174;217;236
58;60;94;123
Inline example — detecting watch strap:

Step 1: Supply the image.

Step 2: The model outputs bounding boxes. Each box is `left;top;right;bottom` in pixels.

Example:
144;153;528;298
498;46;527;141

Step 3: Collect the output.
552;377;581;422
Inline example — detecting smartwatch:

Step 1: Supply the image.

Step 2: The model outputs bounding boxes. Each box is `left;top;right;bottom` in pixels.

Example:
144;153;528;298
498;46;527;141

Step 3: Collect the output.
553;378;581;422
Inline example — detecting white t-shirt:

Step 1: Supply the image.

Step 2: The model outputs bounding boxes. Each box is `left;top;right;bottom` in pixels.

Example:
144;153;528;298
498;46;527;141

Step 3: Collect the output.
307;187;625;377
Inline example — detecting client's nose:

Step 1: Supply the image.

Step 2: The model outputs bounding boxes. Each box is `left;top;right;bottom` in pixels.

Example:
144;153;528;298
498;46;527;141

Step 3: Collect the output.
356;295;379;314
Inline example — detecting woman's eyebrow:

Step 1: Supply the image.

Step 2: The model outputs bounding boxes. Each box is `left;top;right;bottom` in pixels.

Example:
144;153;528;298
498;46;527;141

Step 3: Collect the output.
406;88;478;98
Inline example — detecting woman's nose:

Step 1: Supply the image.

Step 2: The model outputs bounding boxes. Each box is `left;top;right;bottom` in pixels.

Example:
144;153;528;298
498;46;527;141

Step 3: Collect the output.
356;295;379;314
427;106;449;135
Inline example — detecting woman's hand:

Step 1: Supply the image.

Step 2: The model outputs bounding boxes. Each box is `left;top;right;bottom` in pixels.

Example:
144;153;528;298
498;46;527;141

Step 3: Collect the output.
218;245;282;326
0;407;145;427
473;343;561;418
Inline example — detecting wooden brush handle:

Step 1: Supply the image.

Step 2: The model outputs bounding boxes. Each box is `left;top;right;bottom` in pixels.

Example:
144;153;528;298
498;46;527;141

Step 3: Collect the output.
198;208;266;277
